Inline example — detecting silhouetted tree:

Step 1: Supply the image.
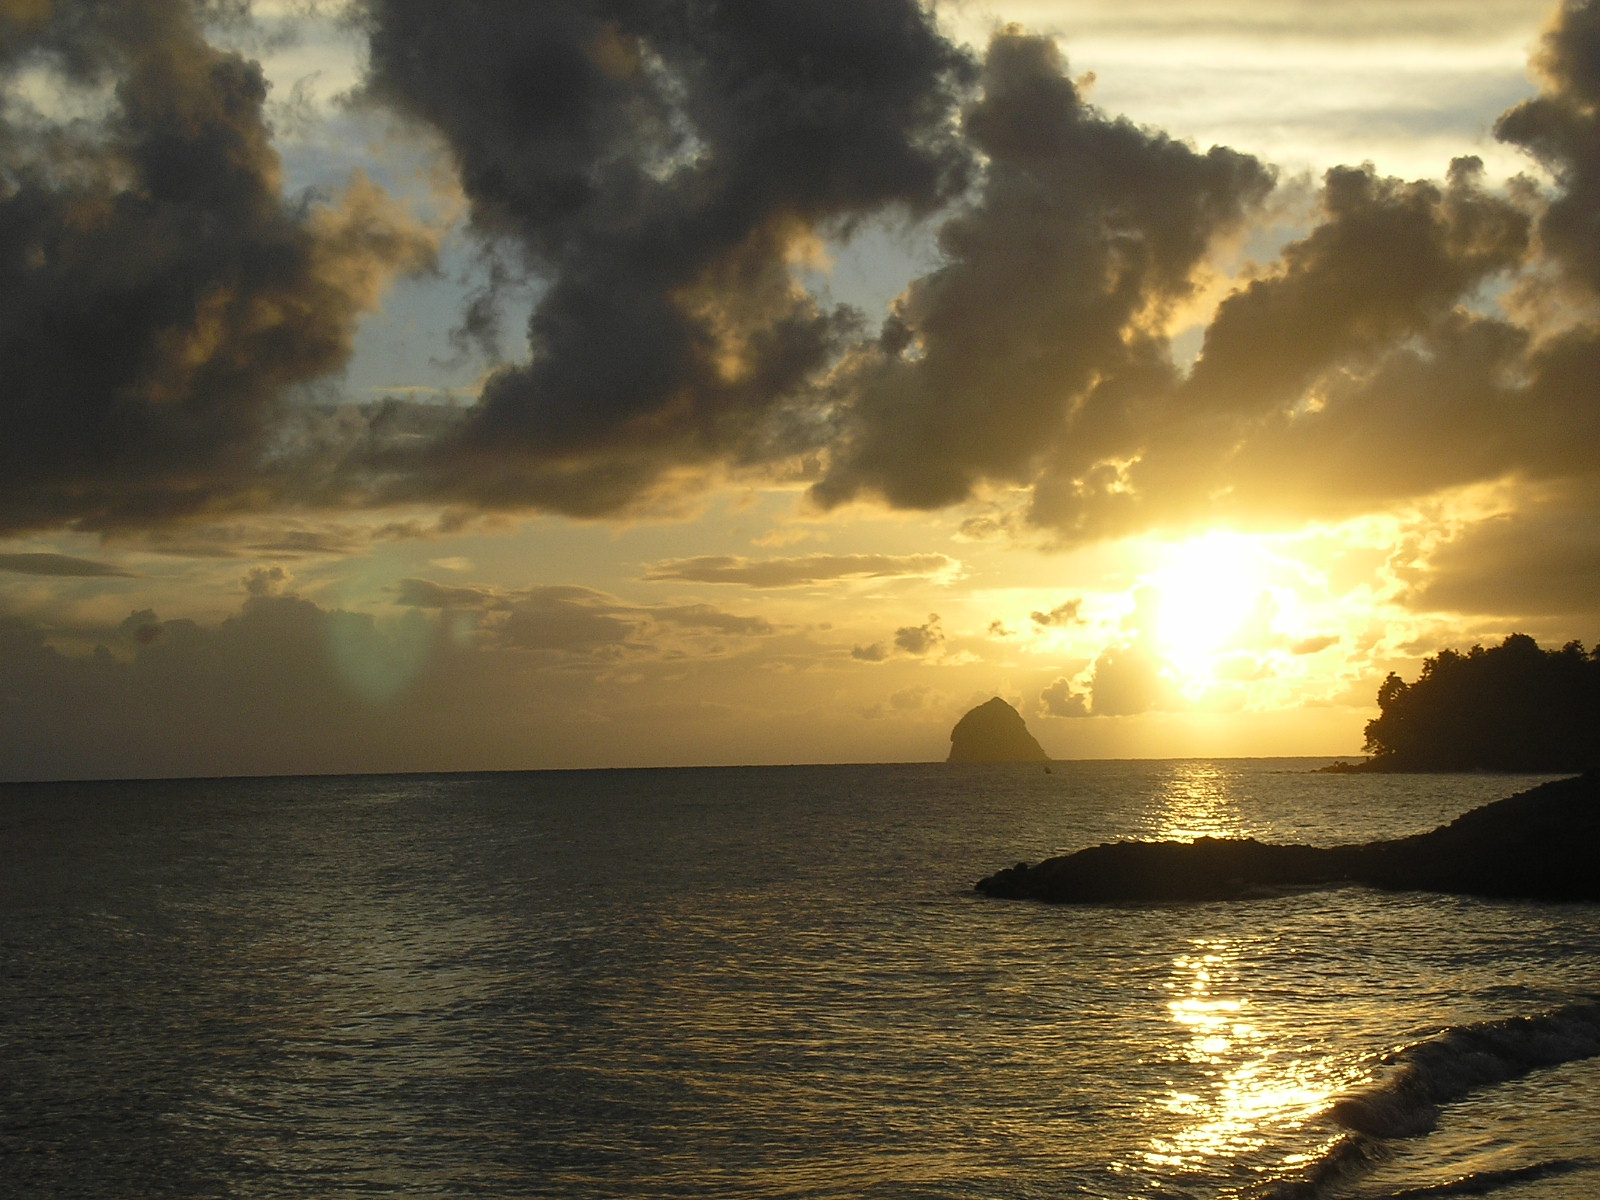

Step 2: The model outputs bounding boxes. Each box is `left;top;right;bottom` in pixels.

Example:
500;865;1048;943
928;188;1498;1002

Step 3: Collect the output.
1362;634;1600;771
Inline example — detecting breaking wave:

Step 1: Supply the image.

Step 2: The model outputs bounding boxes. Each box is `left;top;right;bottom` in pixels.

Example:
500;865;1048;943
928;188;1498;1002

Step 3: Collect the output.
1353;1158;1596;1199
1261;1000;1600;1199
1329;999;1600;1139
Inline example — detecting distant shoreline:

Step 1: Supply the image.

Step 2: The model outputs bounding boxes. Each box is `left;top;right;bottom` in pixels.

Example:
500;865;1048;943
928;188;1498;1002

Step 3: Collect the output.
1308;759;1564;775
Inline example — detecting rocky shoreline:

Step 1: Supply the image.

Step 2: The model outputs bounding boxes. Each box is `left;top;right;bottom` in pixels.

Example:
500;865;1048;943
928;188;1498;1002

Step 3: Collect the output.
976;772;1600;904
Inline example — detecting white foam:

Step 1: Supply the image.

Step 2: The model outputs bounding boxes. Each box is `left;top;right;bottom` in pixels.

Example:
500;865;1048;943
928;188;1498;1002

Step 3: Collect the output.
1329;1001;1600;1140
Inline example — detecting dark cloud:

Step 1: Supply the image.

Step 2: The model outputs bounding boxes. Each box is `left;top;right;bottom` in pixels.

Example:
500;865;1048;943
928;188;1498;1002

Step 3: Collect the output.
351;12;1580;553
0;596;487;778
982;8;1600;548
1040;675;1089;718
1191;308;1531;521
499;592;637;653
0;584;873;778
0;591;460;778
849;616;946;662
0;0;435;536
394;577;505;609
336;9;1600;546
244;531;370;557
242;564;293;597
1030;598;1083;627
1408;480;1600;619
118;609;164;645
1087;642;1174;717
1497;0;1600;292
393;576;776;652
1027;158;1533;538
956;514;1013;542
813;28;1275;511
654;605;774;637
356;0;974;515
644;553;957;588
892;613;943;656
5;0;1600;590
1291;635;1341;655
0;552;135;577
1179;160;1527;425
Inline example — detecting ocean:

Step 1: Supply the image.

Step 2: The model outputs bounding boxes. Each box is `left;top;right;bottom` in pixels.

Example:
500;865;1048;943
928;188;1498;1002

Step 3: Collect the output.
3;760;1598;1199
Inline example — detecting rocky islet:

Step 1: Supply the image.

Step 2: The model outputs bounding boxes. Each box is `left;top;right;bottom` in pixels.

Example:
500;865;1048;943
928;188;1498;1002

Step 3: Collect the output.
976;772;1600;904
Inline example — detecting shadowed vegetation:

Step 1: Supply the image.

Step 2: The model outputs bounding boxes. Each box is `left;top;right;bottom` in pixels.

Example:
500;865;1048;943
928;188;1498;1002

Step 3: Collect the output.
1362;634;1600;772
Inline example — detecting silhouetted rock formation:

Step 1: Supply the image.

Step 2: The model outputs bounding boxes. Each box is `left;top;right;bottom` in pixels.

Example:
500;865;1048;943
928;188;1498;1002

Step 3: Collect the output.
976;773;1600;903
1357;634;1600;772
948;697;1049;763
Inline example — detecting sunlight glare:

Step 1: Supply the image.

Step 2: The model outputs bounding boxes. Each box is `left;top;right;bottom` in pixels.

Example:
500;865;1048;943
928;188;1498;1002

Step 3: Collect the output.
1145;532;1275;687
1152;761;1244;842
1142;941;1344;1177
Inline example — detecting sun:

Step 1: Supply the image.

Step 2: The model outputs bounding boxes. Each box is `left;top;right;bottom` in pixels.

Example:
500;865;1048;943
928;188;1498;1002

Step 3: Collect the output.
1144;532;1276;685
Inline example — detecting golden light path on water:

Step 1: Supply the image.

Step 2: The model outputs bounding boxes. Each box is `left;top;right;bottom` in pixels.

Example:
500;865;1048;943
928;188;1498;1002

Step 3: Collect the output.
1144;941;1342;1173
1150;760;1246;843
1140;763;1351;1176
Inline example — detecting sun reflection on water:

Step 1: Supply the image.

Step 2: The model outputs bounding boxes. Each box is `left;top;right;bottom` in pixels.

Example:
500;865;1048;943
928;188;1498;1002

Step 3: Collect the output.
1143;939;1343;1175
1151;761;1246;842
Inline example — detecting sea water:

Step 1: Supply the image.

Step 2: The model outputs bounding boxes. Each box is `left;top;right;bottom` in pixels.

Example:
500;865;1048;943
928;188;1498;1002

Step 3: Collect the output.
2;760;1598;1199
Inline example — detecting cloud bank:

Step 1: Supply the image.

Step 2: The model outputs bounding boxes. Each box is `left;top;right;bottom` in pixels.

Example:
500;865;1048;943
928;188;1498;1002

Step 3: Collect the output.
645;552;958;588
7;0;1600;617
0;574;785;779
0;0;435;535
0;553;136;578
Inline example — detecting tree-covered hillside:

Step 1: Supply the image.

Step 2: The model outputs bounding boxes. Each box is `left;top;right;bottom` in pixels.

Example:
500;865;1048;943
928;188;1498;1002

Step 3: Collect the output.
1362;634;1600;772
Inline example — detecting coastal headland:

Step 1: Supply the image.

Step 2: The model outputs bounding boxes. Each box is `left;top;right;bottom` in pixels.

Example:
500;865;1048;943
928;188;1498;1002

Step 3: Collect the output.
976;772;1600;904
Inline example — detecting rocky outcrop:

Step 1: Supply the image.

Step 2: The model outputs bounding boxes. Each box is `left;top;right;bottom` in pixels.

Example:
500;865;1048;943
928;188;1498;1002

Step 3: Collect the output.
976;772;1600;903
948;697;1049;763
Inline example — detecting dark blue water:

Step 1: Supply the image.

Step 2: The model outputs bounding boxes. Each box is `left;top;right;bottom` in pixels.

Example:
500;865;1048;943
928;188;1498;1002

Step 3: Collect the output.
2;761;1597;1198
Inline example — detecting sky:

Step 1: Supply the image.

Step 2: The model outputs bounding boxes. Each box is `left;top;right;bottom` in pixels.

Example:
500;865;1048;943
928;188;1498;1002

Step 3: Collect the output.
2;0;1597;780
